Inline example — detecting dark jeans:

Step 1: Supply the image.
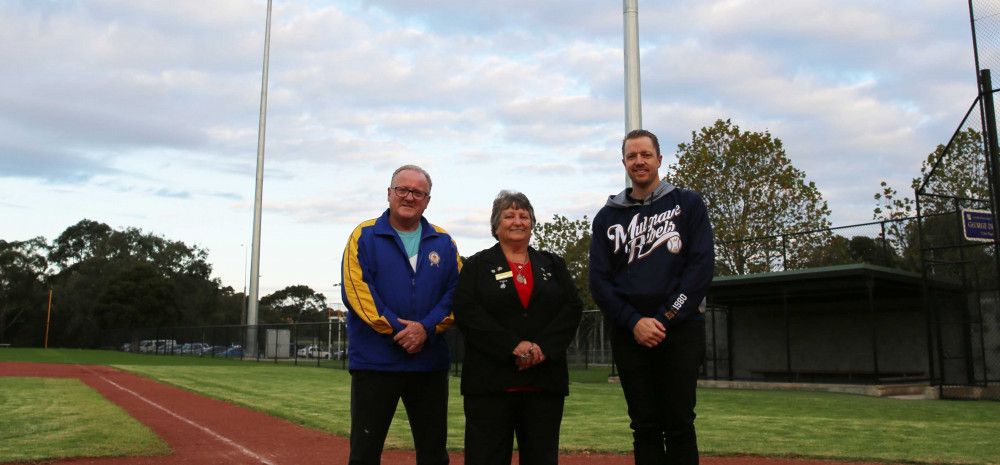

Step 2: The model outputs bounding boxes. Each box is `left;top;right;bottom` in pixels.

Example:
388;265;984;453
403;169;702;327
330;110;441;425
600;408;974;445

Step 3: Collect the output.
464;392;565;465
349;370;450;465
611;319;706;465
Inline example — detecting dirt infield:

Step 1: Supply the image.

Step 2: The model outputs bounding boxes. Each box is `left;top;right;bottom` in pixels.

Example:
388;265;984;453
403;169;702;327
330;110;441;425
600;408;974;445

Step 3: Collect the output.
0;362;902;465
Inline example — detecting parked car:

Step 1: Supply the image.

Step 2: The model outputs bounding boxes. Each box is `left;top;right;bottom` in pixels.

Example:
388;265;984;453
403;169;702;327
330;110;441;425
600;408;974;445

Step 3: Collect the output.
221;346;244;358
209;345;227;355
213;344;244;358
175;343;211;355
297;345;331;359
138;339;177;354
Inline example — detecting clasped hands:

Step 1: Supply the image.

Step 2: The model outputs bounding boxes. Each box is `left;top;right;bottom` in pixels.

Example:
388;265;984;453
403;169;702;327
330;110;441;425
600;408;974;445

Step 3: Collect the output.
633;317;666;348
512;340;545;370
394;318;427;354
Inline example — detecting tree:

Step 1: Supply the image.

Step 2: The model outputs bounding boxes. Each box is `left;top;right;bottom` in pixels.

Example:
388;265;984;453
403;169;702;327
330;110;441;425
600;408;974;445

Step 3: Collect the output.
876;127;990;218
669;119;832;275
803;234;898;268
0;237;50;345
531;214;594;310
259;285;328;324
45;219;237;347
874;127;991;273
1;220;249;347
50;219;211;279
871;182;920;271
915;127;990;212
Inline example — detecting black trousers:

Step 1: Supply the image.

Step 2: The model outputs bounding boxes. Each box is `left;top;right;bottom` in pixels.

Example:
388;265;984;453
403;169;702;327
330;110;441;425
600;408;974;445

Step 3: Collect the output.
464;392;565;465
349;370;450;465
611;319;706;465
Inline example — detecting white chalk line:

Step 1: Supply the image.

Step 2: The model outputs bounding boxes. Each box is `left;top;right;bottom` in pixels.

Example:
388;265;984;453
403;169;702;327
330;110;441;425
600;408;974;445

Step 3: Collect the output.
88;368;277;465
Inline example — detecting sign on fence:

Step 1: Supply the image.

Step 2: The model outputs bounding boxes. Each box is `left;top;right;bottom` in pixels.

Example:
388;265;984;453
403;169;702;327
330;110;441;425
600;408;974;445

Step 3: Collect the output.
962;208;995;242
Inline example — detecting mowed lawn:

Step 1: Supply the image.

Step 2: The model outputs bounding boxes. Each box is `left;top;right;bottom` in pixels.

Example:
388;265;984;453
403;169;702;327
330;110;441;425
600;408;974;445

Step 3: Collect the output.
1;348;999;465
0;376;169;462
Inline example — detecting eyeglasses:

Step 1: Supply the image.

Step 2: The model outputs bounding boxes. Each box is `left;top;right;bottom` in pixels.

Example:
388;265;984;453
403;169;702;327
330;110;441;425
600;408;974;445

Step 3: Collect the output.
390;186;429;200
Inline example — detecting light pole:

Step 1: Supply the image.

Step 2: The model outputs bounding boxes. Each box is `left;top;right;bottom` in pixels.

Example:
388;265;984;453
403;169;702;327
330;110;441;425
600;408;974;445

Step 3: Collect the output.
623;0;642;133
240;244;248;325
328;314;334;354
246;0;273;359
330;283;342;355
335;305;345;358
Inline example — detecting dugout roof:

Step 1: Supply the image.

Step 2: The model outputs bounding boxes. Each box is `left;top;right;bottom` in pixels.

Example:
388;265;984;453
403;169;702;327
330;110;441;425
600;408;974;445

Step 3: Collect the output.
708;263;962;306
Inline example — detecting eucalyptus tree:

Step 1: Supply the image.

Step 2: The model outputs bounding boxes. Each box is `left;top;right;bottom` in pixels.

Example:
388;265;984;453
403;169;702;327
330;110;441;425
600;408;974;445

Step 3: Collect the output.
668;119;832;275
532;214;594;309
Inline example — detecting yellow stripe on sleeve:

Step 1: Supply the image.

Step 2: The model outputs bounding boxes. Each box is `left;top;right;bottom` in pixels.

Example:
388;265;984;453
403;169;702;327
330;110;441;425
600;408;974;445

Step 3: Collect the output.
342;220;394;335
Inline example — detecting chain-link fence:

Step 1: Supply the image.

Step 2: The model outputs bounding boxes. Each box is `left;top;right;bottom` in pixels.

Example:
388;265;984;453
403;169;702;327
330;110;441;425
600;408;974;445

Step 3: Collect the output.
914;102;1000;399
714;217;921;275
911;1;1000;398
102;311;616;375
103;321;350;369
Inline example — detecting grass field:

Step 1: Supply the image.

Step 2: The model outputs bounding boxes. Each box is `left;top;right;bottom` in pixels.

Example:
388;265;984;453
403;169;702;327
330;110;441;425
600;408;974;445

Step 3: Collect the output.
0;376;169;462
2;348;999;464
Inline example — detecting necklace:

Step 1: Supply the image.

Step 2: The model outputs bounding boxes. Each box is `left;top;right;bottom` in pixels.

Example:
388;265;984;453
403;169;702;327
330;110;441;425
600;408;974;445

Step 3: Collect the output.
512;261;529;285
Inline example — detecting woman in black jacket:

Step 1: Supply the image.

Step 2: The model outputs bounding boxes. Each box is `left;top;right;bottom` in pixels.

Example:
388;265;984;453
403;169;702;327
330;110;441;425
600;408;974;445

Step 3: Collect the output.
454;190;583;465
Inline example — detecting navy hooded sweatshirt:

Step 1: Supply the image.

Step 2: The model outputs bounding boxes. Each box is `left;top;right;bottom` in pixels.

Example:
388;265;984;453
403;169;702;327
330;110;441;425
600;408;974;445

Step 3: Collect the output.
589;181;714;331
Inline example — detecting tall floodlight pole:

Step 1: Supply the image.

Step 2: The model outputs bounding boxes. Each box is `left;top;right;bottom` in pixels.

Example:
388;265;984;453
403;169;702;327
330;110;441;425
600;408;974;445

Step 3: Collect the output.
624;0;642;132
623;0;642;187
247;0;273;358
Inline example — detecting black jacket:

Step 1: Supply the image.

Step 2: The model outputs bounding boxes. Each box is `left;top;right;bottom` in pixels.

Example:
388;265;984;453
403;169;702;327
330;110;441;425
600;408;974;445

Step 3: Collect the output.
453;244;583;396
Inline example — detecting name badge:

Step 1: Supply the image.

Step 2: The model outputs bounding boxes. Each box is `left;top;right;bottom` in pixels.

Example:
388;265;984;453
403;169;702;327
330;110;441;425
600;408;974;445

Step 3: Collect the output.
495;271;513;280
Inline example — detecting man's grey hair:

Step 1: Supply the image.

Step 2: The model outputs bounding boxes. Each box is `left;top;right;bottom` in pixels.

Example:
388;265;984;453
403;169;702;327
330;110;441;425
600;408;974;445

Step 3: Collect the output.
490;190;536;240
391;164;432;192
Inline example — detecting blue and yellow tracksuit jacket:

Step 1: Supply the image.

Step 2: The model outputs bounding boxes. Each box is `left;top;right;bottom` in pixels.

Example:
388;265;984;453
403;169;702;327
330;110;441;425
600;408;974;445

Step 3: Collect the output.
341;209;461;372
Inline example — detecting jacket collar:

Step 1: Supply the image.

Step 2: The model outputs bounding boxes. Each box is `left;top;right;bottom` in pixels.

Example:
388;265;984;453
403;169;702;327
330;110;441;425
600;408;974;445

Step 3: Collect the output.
482;242;553;271
605;180;675;208
373;209;439;239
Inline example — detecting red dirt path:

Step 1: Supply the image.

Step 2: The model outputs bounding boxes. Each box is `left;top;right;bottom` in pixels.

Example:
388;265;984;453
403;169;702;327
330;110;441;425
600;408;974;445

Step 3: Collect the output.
1;362;901;465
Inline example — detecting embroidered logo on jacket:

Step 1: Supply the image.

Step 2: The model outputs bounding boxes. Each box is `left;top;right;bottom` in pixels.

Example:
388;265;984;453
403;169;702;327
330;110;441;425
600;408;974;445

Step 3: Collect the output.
428;251;440;266
606;206;683;263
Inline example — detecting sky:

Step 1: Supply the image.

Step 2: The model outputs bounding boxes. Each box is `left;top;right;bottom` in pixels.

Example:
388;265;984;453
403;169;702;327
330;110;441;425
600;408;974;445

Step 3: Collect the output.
0;0;985;303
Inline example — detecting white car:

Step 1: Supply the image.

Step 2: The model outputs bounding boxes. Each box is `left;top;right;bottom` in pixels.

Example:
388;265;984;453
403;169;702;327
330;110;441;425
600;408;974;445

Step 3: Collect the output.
297;345;331;359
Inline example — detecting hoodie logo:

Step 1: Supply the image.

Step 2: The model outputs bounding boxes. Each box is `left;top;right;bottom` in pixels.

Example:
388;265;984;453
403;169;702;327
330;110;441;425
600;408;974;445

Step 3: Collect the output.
606;206;683;263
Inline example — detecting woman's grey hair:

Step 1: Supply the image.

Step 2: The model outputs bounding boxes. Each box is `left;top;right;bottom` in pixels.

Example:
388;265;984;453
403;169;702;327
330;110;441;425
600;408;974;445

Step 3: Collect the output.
490;190;536;240
391;164;432;192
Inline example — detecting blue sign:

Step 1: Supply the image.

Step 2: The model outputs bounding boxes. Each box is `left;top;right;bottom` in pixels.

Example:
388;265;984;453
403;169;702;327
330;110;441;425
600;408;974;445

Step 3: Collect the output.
962;208;995;242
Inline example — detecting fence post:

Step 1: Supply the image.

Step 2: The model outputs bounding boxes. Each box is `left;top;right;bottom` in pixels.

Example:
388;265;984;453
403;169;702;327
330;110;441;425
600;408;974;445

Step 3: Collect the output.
711;307;718;380
273;326;279;363
978;69;1000;295
781;234;788;271
867;276;880;383
880;220;890;266
293;323;299;365
782;287;792;382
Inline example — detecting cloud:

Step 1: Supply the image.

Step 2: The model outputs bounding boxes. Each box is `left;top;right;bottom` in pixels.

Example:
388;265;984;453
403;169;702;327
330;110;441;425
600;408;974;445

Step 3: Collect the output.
153;188;192;199
0;143;114;182
0;0;985;292
361;0;619;38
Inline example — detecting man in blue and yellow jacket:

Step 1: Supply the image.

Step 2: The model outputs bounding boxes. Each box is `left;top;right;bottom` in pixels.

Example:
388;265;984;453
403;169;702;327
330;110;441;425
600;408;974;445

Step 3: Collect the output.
341;164;461;465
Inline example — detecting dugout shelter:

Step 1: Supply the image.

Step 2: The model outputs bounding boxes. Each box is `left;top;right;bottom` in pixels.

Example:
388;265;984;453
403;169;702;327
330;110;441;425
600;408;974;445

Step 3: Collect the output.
703;263;967;385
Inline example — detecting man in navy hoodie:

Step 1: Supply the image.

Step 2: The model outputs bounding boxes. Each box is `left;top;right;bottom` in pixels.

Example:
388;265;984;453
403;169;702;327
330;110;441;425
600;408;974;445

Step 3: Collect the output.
589;129;714;465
